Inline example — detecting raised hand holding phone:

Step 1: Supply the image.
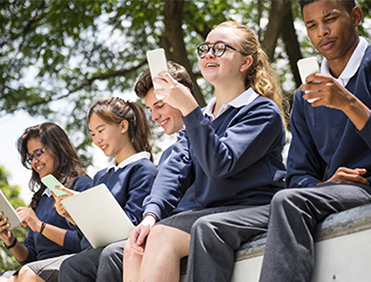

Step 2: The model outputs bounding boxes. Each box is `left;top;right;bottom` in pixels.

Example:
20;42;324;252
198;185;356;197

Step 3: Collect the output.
146;48;169;100
41;174;69;197
297;57;320;103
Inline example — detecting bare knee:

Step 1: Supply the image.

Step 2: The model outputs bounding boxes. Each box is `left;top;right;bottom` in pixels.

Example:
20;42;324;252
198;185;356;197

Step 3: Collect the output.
17;266;40;282
147;224;190;258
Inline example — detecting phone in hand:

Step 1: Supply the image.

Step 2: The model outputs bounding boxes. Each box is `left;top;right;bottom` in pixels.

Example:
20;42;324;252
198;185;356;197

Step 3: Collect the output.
41;174;69;197
297;57;320;103
146;48;169;100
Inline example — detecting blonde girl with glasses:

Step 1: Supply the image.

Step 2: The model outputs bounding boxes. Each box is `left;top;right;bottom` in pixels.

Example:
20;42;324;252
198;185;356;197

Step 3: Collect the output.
0;122;93;282
123;21;287;282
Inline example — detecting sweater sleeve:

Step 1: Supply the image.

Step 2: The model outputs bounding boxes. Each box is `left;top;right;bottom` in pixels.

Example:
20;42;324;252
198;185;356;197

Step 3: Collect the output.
286;90;327;188
62;175;93;251
143;130;194;220
183;104;285;180
123;163;157;225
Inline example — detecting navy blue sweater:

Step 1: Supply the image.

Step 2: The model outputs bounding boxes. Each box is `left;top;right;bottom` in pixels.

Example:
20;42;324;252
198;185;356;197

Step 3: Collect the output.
78;156;157;249
287;46;371;188
144;95;287;220
21;175;92;264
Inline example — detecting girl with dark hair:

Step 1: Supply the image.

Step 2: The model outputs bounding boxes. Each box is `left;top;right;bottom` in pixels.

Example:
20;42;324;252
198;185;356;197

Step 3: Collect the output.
0;122;93;282
20;97;157;282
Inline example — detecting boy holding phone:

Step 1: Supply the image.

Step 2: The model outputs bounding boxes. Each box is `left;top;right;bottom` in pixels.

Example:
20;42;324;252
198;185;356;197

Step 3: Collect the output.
260;1;371;281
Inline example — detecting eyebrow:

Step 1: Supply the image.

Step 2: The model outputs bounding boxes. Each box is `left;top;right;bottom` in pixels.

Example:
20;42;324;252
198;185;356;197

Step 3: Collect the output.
90;124;105;132
305;10;337;25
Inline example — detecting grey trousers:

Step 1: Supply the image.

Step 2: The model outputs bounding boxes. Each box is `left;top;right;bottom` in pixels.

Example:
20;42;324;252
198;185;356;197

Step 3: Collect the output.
259;183;371;282
59;240;125;282
186;204;270;282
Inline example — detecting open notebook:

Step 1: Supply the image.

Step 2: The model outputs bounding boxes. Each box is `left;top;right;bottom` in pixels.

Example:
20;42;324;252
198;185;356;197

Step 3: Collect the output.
61;184;134;248
0;189;22;231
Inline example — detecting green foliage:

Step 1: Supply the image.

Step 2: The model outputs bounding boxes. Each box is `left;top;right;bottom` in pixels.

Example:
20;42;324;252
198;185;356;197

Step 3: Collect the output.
1;0;370;166
0;167;28;272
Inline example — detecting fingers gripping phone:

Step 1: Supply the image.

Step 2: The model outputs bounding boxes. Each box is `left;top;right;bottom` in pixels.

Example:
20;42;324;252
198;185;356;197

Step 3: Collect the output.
41;174;69;197
297;57;320;103
146;48;169;100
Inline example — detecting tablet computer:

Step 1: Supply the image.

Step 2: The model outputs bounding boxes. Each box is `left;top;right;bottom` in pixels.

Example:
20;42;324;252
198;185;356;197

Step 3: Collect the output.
0;189;22;231
61;184;134;248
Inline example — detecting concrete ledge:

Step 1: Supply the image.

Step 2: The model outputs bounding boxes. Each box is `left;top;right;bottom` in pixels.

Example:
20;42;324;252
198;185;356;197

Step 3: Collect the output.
180;203;371;277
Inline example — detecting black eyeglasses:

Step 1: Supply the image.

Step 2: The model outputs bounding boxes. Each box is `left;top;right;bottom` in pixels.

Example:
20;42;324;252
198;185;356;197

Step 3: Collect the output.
27;148;47;164
196;41;238;58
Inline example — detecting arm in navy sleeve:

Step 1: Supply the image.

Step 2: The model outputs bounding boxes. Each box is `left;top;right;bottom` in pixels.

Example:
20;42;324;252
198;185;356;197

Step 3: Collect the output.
143;130;194;221
183;101;285;180
286;90;327;188
19;229;36;264
123;162;157;225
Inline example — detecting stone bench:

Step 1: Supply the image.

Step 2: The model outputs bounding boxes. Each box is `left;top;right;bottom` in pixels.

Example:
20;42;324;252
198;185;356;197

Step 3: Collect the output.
180;203;371;281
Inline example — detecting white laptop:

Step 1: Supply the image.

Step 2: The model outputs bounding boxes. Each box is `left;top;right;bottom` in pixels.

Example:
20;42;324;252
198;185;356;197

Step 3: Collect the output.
61;184;134;248
0;189;22;231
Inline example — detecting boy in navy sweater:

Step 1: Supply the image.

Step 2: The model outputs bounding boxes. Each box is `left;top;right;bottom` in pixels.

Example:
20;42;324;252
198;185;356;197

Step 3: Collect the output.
259;1;371;281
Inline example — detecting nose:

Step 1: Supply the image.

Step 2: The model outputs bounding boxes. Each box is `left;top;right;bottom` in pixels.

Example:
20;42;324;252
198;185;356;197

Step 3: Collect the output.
205;47;215;59
318;22;330;37
151;109;160;122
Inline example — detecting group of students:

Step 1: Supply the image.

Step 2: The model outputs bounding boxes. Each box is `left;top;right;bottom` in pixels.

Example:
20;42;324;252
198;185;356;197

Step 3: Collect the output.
1;0;371;281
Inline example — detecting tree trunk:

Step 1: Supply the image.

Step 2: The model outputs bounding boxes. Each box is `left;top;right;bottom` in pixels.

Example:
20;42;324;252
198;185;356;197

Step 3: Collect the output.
280;5;303;89
261;0;295;62
160;0;206;107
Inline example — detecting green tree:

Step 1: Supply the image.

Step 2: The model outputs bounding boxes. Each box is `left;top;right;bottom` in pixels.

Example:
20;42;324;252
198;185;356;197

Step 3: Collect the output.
1;0;370;165
0;167;28;272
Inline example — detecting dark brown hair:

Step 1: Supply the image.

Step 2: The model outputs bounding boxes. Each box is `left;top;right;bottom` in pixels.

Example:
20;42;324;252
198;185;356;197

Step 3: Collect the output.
298;0;356;14
134;61;194;98
17;122;87;210
87;97;153;161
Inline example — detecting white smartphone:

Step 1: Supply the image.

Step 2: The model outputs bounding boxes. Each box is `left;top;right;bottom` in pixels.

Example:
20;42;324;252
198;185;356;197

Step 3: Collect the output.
146;48;169;100
41;174;69;197
297;57;320;103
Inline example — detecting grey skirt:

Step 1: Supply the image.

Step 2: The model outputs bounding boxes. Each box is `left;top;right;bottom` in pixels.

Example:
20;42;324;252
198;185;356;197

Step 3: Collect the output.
157;205;247;233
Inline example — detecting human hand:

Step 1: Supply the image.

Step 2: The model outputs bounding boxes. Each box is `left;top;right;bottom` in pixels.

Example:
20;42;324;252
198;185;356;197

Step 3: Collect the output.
126;215;156;255
301;73;355;110
153;72;198;116
51;186;78;225
0;212;15;245
16;207;42;232
323;167;369;186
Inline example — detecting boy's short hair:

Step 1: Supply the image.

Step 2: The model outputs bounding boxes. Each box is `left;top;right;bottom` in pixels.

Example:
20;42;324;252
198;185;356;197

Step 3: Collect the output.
134;61;194;98
298;0;356;14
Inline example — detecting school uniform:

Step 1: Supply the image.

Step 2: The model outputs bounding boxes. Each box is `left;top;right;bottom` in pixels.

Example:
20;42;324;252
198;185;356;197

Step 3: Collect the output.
0;175;92;280
259;38;371;282
58;152;157;282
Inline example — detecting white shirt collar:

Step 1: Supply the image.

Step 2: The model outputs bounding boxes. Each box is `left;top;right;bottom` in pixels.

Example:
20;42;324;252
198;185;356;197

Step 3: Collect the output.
106;151;151;172
321;37;368;87
42;188;52;197
204;88;259;121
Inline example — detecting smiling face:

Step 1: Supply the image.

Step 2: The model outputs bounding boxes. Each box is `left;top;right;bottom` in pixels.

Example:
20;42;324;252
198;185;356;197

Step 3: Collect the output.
199;26;247;88
27;137;55;179
145;88;184;135
303;0;361;74
89;112;128;158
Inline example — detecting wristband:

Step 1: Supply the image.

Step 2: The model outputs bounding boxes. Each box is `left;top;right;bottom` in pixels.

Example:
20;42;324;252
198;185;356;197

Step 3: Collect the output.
40;222;47;234
3;237;17;249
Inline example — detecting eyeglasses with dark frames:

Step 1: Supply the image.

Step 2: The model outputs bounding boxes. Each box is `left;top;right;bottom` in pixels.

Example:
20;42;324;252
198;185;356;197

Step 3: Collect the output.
196;41;238;58
27;148;47;164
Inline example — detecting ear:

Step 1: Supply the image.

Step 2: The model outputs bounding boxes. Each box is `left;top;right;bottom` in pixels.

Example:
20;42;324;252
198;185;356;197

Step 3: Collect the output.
351;6;362;27
120;119;129;134
240;56;253;72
